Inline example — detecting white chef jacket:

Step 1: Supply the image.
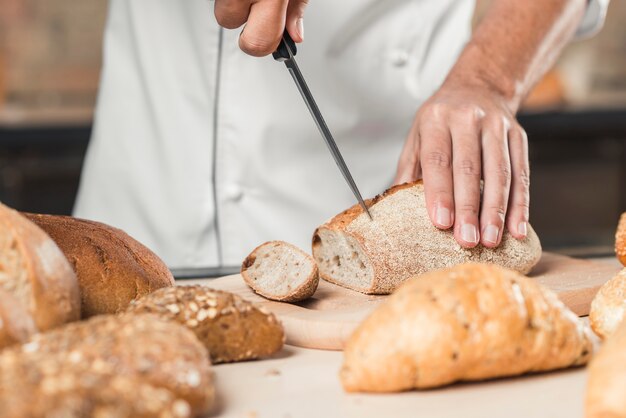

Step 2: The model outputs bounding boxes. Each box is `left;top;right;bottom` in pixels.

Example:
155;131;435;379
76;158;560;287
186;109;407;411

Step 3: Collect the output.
74;0;607;270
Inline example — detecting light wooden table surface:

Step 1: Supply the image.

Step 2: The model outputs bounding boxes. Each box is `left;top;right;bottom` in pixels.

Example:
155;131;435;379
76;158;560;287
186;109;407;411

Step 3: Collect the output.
209;257;621;418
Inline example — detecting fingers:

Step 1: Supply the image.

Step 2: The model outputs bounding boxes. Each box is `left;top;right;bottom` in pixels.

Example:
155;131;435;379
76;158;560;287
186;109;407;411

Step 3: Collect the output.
285;0;308;43
214;0;251;29
239;0;289;56
419;108;454;230
506;125;531;239
479;117;511;248
394;121;422;185
450;108;483;248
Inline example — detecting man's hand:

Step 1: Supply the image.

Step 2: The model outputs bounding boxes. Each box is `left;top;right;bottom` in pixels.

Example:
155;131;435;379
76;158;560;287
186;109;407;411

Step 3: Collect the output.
394;80;530;249
394;0;587;248
214;0;309;56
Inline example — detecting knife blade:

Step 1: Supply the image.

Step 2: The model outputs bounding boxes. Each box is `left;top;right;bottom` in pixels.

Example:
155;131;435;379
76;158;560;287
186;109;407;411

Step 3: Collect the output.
273;32;373;220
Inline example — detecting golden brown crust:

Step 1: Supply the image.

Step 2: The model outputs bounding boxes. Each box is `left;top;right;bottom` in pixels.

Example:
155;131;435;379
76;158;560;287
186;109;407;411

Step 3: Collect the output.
24;213;175;318
590;268;626;339
616;212;626;267
340;263;593;393
128;286;285;363
0;313;214;418
0;204;80;333
241;241;319;303
586;320;626;418
0;289;36;349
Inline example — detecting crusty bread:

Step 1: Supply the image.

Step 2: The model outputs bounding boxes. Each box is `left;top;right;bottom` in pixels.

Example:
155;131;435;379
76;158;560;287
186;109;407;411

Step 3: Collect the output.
313;181;542;294
0;313;214;418
24;213;175;318
128;285;285;363
340;263;593;392
0;203;80;349
0;289;36;349
241;241;319;302
617;212;626;267
586;320;626;418
589;268;626;339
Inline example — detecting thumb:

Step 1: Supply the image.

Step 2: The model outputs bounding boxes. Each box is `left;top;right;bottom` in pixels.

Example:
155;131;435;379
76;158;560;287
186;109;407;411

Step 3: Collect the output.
285;0;309;43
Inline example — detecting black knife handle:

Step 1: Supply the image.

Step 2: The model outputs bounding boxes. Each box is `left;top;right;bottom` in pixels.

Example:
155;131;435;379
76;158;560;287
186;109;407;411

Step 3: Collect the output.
272;30;297;62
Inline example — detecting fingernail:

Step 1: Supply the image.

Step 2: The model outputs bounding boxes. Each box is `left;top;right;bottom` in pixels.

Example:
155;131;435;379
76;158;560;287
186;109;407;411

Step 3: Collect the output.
518;221;528;237
436;206;451;228
461;224;478;244
483;224;499;244
296;18;304;40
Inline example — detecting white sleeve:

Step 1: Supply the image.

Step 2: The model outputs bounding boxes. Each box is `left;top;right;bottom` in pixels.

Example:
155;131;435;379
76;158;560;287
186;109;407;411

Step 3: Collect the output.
574;0;610;39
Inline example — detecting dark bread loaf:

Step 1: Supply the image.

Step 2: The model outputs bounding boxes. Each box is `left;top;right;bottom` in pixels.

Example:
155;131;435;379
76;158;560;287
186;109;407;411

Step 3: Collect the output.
24;213;175;318
0;313;214;418
128;285;285;363
0;203;80;349
617;212;626;267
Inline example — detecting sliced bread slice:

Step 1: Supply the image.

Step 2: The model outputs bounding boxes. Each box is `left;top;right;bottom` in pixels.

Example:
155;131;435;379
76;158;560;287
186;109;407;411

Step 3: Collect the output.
241;241;319;303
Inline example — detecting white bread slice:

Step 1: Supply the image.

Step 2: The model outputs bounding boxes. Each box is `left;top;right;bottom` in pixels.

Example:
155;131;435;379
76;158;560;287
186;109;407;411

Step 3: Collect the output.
313;181;542;294
241;241;319;303
590;267;626;339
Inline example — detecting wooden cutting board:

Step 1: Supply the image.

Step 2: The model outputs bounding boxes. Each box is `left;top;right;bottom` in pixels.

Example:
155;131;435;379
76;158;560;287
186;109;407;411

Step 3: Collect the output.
183;253;619;350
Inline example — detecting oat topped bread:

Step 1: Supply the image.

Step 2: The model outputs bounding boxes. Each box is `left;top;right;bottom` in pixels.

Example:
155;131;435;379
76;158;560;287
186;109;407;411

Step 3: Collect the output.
341;263;593;393
313;181;542;294
128;285;285;363
0;313;214;418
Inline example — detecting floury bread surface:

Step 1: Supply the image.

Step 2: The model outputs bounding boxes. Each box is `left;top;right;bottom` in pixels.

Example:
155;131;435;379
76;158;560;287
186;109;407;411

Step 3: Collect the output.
313;181;542;294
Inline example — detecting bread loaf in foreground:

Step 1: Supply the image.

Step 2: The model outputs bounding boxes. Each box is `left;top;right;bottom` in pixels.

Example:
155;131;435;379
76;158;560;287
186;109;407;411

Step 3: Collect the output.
590;268;626;339
128;285;285;363
586;321;626;418
0;313;214;418
24;213;175;318
241;241;319;302
313;181;542;294
616;212;626;267
0;203;80;349
340;263;593;392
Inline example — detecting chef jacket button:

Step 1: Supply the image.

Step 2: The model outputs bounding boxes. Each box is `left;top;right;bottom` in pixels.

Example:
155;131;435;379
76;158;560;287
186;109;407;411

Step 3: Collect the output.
224;184;244;202
390;50;409;67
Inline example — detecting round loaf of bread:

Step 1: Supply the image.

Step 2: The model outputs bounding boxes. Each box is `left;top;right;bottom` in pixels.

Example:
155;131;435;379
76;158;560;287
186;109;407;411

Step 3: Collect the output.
616;212;626;267
128;285;285;363
0;313;214;418
313;181;542;294
0;203;80;349
589;267;626;339
0;289;36;349
24;213;175;318
241;241;319;302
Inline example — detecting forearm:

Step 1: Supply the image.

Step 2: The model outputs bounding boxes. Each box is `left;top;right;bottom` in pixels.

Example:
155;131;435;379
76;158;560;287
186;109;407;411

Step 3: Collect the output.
445;0;587;113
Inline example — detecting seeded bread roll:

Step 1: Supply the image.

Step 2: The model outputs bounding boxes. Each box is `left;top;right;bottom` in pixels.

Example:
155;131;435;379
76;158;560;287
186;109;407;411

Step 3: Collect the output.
586;320;626;418
341;263;593;393
128;285;285;363
617;212;626;267
24;213;175;318
0;203;80;349
241;241;319;302
0;313;214;418
589;268;626;339
313;181;542;294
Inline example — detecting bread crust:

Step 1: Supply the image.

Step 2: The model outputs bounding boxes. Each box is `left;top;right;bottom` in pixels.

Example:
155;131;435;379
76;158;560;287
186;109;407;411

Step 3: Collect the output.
0;313;213;418
24;213;175;318
340;263;593;393
0;204;80;334
586;320;626;418
0;289;36;349
128;285;285;363
241;241;319;303
590;268;626;339
313;181;542;294
616;212;626;267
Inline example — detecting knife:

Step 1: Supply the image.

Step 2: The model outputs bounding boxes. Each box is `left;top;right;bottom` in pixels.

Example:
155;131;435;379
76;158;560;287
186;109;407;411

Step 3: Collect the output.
273;31;373;220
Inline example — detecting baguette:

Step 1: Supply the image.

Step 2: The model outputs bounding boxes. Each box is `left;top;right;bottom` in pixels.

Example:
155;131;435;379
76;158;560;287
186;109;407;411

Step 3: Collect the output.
24;213;175;318
586;321;626;418
617;212;626;267
341;263;593;392
241;241;319;302
313;181;542;294
589;267;626;339
0;203;80;349
128;285;285;363
0;313;214;418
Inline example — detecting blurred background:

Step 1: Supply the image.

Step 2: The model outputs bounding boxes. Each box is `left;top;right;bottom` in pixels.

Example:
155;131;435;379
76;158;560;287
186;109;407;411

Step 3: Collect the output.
0;0;624;257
